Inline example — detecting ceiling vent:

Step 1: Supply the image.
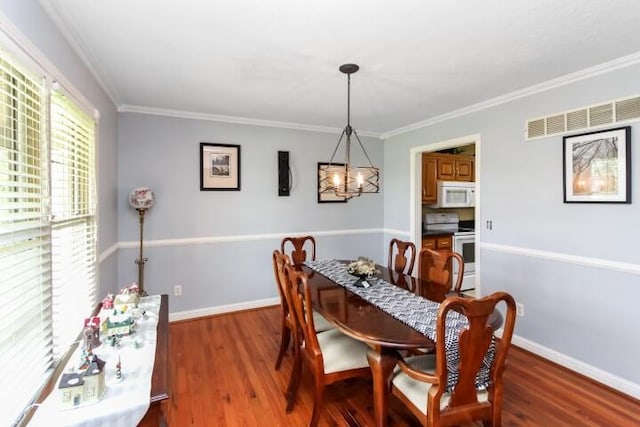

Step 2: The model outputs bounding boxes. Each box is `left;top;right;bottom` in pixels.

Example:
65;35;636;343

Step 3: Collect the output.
525;94;640;140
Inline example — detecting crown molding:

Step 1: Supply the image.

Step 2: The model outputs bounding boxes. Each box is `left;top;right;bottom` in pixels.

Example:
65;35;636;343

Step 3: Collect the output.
381;51;640;140
0;9;99;116
37;1;120;107
118;104;382;138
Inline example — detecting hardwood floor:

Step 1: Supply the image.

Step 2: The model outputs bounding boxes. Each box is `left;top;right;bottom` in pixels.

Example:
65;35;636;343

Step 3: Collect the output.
161;306;639;426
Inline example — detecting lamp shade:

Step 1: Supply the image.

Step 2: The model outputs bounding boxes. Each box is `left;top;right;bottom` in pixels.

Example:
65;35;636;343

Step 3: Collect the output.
128;187;155;209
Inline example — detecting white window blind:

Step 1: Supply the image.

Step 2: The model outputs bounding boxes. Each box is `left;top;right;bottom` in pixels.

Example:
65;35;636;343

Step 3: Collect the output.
0;55;52;426
50;90;97;357
0;51;98;426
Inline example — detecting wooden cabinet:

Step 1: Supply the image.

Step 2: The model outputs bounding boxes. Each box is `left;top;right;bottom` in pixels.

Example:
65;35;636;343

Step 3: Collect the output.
420;234;453;286
436;155;474;181
422;155;438;204
422;153;474;205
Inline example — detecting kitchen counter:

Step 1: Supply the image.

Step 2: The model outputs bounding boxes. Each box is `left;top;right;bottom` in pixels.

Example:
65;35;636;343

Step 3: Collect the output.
423;230;454;237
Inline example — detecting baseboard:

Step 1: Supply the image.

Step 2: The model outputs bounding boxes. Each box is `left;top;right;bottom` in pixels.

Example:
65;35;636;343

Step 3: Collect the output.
169;297;280;322
503;332;640;400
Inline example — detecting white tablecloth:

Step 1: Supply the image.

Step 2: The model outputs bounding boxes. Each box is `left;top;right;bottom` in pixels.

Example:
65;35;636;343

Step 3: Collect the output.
29;295;161;427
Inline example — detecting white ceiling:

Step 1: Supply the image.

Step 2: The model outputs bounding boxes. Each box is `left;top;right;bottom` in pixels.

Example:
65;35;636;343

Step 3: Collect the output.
40;0;640;135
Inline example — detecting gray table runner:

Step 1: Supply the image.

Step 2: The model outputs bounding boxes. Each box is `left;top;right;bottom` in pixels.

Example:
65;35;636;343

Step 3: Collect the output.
305;259;494;391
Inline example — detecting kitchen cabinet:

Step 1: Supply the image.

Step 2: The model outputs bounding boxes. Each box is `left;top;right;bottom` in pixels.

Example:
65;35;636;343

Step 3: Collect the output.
422;155;438;204
422;153;474;205
436;154;474;181
420;234;452;285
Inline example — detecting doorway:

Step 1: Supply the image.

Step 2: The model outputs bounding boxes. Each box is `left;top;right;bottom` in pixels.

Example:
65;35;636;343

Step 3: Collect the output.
409;133;481;292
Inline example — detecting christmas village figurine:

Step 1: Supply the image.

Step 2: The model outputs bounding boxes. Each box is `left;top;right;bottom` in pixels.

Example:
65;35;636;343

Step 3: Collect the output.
58;347;106;408
115;355;123;382
83;317;101;349
102;307;135;337
102;294;114;310
114;283;140;309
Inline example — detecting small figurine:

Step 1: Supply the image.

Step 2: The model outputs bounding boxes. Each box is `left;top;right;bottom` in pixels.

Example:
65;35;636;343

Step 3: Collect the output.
109;334;120;348
115;355;122;381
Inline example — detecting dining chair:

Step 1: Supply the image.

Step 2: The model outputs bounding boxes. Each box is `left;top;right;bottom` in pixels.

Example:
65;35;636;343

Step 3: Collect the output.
418;247;465;292
388;238;417;275
391;291;517;427
281;235;316;265
272;250;333;371
283;264;371;426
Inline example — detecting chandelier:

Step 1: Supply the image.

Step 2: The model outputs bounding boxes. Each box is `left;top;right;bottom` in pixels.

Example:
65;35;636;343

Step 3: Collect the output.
319;64;379;200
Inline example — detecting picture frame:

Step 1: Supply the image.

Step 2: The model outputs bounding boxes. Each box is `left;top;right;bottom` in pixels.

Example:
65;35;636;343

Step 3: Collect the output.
200;142;241;191
317;162;347;203
563;126;631;203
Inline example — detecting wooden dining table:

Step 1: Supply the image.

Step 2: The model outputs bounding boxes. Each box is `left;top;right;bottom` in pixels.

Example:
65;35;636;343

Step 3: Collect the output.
302;262;501;427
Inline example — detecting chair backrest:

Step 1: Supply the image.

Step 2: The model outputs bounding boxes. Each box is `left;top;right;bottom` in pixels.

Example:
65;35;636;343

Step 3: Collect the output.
388;239;417;275
284;264;320;358
272;250;294;317
281;236;316;265
431;292;516;425
418;247;465;292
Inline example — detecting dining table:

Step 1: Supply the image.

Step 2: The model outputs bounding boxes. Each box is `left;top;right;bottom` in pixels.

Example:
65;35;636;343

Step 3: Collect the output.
302;260;502;427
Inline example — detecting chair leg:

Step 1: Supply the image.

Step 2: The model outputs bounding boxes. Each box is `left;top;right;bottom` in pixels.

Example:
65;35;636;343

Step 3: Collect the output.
309;373;325;427
274;320;291;370
285;350;302;412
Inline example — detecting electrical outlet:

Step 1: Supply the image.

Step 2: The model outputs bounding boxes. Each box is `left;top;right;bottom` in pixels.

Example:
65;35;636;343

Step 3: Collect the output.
174;285;182;297
516;302;524;317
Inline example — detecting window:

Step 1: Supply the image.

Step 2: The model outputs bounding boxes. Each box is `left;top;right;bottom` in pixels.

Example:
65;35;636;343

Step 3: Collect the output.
0;51;97;426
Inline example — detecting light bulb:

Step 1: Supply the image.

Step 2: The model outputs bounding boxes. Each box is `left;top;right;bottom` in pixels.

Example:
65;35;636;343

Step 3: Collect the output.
357;172;363;188
333;173;341;187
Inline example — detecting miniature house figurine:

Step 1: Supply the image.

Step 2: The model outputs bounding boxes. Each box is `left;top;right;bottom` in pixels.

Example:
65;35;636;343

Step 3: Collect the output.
102;308;135;337
58;354;106;408
114;283;140;309
102;294;114;310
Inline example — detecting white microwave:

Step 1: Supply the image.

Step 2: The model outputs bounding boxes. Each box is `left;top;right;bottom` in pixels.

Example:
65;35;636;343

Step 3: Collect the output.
430;181;475;208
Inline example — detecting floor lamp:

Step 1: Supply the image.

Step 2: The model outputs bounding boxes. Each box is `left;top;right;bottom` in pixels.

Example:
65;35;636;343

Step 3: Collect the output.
129;187;155;296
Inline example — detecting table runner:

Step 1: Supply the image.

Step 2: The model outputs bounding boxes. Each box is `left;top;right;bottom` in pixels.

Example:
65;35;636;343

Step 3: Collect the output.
29;295;161;426
305;259;494;391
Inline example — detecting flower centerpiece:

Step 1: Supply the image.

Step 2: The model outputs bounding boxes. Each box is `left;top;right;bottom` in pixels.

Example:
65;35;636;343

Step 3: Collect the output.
347;257;378;279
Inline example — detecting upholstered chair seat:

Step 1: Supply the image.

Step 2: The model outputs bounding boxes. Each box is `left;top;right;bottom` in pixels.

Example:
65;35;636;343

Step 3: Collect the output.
392;354;489;413
315;328;370;374
312;311;334;333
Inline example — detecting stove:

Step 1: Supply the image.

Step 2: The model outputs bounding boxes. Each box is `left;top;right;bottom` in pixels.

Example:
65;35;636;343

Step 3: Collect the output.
424;213;474;235
424;212;476;291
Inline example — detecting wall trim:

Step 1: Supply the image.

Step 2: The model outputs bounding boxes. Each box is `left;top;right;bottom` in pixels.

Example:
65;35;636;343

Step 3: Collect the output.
118;104;382;139
381;51;640;139
382;228;411;237
98;242;119;264
482;242;640;275
118;227;393;249
504;332;640;400
169;297;279;322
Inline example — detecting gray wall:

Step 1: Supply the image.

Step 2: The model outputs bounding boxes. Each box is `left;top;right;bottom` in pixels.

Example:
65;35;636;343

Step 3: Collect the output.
117;113;384;312
0;1;119;294
384;63;640;389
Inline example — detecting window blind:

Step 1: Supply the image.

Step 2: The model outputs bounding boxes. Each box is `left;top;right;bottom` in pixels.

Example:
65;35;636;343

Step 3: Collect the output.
0;55;52;426
0;51;98;426
50;90;97;357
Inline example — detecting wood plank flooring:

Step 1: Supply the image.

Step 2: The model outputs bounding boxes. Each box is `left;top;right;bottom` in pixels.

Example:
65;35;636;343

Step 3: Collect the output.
158;306;639;426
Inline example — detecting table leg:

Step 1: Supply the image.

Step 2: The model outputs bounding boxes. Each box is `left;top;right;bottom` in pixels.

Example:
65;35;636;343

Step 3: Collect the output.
367;346;398;427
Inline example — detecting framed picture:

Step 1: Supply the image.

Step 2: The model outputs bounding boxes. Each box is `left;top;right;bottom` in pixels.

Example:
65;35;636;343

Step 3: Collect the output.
200;143;241;191
563;126;631;203
317;162;347;203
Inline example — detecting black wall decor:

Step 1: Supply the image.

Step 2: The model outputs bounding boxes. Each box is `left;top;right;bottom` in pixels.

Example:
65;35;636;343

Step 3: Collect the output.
278;150;290;196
